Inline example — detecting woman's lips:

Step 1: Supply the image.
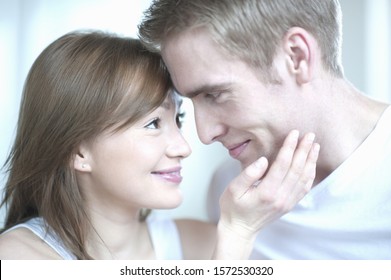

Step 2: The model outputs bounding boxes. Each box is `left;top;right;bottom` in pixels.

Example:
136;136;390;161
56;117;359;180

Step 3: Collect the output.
228;140;250;159
151;167;183;184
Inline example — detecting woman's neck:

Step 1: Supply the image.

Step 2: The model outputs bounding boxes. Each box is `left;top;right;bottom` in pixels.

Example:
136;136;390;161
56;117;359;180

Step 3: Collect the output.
85;208;155;260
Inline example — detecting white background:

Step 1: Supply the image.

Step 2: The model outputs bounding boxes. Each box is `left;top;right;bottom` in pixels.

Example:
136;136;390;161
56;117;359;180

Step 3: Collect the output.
0;0;390;226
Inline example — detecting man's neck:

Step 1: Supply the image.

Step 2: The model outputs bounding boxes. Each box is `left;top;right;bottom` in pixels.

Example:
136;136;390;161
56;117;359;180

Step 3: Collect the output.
311;80;388;184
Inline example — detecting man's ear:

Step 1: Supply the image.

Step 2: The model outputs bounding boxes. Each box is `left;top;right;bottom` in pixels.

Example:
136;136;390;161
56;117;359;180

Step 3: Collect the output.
73;143;92;173
283;27;315;85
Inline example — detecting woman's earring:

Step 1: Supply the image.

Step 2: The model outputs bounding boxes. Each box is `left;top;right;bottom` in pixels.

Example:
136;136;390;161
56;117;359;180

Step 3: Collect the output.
82;164;86;169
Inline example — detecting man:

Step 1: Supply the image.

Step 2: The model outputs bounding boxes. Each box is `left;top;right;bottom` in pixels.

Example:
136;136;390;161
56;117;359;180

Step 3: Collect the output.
139;0;391;259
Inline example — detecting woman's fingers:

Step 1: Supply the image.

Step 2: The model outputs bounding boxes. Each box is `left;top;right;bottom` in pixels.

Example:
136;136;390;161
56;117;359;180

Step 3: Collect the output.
219;130;320;235
279;132;316;189
288;142;320;203
227;156;269;199
261;130;301;187
258;131;318;213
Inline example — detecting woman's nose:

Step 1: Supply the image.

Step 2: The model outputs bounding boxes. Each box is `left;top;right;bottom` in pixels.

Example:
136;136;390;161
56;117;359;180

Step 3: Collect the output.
166;131;192;159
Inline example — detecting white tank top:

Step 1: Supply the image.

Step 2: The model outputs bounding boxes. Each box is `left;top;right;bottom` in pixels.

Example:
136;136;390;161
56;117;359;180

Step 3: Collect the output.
3;215;183;260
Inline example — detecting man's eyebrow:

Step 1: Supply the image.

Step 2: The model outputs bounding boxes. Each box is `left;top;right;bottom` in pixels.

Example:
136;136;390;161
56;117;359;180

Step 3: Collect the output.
181;83;232;98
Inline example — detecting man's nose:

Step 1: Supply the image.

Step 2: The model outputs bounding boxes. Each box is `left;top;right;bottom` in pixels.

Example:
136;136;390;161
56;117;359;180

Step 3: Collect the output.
193;105;226;145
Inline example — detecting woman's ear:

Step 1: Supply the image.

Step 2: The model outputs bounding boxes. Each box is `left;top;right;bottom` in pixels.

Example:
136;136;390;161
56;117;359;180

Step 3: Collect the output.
283;27;316;85
73;143;92;173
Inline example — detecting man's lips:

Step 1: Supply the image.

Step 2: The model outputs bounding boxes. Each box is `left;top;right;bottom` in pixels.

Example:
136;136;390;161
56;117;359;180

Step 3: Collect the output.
151;167;183;184
228;140;250;158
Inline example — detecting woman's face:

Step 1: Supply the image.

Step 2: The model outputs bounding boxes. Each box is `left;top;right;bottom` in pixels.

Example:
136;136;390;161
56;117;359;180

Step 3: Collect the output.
79;95;191;215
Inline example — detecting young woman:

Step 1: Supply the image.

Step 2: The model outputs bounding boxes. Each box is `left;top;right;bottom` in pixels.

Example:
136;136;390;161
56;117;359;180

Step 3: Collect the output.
0;31;319;259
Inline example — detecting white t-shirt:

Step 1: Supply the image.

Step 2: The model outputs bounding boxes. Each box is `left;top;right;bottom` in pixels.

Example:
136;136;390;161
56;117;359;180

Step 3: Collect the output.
251;106;391;259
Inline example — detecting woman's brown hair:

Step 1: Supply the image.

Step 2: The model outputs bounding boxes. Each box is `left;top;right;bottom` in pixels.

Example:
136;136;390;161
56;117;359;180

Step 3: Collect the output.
1;31;172;259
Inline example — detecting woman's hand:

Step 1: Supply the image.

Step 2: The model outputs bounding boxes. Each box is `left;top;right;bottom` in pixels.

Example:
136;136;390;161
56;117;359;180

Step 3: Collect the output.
213;130;320;259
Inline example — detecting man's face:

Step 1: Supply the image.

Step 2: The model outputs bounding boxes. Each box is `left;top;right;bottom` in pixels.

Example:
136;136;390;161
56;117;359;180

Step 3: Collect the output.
162;28;301;167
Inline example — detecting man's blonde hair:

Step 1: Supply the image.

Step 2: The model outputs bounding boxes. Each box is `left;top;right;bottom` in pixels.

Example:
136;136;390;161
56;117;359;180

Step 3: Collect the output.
139;0;344;82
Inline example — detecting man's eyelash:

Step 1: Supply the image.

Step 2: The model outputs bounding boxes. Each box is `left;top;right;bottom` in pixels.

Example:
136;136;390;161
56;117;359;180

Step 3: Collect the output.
205;92;222;99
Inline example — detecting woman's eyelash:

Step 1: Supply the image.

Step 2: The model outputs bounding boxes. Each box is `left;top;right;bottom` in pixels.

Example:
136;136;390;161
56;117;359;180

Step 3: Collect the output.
144;117;161;129
176;112;185;128
144;112;185;130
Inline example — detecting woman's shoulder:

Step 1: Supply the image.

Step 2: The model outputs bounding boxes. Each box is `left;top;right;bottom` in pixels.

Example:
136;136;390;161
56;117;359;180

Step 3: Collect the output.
0;227;62;259
175;219;216;260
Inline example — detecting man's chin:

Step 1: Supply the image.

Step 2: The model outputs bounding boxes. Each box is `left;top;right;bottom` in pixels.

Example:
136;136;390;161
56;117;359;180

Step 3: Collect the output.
239;158;254;169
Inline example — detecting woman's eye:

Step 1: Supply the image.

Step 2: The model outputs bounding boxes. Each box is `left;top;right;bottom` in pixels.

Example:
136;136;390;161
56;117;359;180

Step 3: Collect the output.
145;118;160;129
176;112;185;129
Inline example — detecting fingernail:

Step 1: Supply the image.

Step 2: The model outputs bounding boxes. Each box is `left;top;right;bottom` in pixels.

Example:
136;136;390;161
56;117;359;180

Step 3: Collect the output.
254;157;267;168
313;143;320;154
291;130;300;139
307;132;315;143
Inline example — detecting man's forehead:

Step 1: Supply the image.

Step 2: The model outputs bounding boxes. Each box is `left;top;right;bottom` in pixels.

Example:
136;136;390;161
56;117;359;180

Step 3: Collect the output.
161;28;239;98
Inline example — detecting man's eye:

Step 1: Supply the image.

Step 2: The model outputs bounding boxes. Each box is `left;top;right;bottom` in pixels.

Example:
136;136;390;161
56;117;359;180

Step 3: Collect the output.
176;112;185;129
205;92;221;100
145;118;160;129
